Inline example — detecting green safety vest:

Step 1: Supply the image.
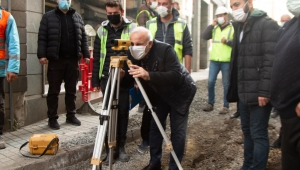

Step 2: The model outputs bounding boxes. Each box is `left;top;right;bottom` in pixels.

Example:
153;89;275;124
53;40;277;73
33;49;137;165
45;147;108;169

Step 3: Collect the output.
96;18;136;79
146;17;186;63
136;10;153;26
210;24;234;62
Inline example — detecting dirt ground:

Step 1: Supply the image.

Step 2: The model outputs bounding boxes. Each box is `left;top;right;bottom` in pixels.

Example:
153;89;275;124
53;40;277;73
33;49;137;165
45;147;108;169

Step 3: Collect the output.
62;79;282;170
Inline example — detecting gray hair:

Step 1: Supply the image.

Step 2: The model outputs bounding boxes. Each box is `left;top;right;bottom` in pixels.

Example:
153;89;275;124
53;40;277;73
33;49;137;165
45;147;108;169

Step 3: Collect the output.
130;26;153;42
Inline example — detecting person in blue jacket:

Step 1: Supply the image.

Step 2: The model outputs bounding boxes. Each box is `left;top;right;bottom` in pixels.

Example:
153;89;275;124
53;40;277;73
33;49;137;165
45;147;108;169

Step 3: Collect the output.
0;5;21;149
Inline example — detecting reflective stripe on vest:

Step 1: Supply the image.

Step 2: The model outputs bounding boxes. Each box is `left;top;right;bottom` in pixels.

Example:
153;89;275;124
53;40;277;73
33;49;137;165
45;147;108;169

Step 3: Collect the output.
0;10;10;60
136;10;153;26
210;24;234;62
147;18;186;63
97;23;136;79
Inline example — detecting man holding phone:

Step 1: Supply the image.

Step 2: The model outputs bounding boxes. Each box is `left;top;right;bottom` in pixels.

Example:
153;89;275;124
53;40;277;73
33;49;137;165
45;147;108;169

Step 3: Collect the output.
201;6;234;115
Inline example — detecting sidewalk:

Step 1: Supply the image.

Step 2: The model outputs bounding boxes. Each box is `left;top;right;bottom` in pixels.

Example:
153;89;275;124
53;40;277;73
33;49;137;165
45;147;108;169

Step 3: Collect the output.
0;70;209;170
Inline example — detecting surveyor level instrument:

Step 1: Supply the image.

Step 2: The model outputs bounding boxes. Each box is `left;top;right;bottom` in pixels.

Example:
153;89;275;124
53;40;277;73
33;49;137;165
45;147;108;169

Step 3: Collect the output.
91;40;183;170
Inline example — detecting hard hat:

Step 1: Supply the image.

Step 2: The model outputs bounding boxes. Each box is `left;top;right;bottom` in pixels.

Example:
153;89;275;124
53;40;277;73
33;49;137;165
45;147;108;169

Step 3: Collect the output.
215;6;228;15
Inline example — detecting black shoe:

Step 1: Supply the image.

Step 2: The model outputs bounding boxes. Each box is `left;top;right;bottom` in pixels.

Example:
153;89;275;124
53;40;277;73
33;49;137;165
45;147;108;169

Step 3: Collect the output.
142;164;162;170
230;112;240;119
66;116;81;126
270;138;281;148
48;118;60;130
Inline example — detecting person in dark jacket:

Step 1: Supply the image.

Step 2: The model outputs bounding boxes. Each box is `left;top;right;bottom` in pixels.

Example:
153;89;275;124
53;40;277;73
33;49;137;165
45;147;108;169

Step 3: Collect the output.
227;0;278;169
128;26;197;170
37;0;90;130
91;0;136;163
270;1;300;169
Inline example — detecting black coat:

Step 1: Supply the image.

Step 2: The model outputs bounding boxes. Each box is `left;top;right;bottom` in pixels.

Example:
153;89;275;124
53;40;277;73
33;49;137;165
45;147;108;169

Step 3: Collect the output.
37;7;90;60
129;40;197;115
227;9;278;105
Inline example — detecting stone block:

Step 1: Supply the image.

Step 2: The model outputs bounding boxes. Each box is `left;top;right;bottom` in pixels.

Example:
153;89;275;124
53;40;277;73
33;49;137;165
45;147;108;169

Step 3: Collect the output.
11;11;26;28
27;0;43;13
20;44;27;60
18;28;27;44
26;74;42;95
4;76;27;93
11;0;27;12
27;54;42;75
19;59;27;76
27;12;42;33
27;33;38;54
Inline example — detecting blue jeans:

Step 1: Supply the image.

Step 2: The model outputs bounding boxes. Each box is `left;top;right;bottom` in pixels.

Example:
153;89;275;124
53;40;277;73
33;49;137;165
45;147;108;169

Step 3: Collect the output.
239;101;272;170
149;99;189;170
208;61;230;107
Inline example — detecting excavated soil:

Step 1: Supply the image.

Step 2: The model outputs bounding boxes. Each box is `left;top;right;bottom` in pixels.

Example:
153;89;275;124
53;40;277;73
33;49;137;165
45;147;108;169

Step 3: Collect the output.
60;79;282;170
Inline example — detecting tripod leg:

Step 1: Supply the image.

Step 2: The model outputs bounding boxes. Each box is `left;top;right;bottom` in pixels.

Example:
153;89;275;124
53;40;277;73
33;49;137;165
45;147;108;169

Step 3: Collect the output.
132;76;183;170
91;67;120;170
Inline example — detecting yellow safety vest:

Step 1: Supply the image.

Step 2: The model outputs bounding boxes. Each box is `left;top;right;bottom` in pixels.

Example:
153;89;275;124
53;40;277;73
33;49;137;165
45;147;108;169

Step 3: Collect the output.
146;17;186;63
136;10;153;26
96;18;136;79
210;24;234;62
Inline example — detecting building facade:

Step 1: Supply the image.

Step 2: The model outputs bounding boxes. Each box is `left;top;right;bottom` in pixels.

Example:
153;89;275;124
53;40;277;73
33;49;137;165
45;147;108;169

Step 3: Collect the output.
0;0;216;131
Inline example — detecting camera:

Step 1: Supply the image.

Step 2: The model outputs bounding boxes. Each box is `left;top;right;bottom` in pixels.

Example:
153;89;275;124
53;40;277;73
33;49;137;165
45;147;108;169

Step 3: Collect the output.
111;39;131;52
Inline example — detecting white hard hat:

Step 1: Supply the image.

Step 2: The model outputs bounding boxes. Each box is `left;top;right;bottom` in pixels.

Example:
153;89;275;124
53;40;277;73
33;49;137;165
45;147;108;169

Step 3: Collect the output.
215;6;228;15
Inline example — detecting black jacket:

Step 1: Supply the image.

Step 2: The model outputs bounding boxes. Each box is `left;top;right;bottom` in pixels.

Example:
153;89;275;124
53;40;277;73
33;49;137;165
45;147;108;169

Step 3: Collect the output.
129;40;197;115
37;7;90;60
227;9;278;105
270;17;300;119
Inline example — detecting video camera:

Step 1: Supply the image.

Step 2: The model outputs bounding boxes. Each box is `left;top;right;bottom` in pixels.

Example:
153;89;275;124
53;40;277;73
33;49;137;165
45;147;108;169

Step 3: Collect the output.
111;39;131;55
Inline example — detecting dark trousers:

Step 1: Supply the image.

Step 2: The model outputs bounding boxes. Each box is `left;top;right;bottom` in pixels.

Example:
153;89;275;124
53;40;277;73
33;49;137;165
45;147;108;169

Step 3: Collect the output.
280;116;300;170
141;105;152;143
239;101;272;170
101;79;130;144
150;100;189;170
47;58;79;119
0;78;4;135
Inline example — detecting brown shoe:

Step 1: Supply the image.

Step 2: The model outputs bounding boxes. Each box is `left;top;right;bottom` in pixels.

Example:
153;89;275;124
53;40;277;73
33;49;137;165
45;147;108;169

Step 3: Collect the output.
219;107;229;114
203;103;213;112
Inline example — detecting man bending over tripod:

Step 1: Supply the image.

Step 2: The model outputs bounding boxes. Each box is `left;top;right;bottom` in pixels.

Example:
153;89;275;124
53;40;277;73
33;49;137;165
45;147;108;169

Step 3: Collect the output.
128;26;197;170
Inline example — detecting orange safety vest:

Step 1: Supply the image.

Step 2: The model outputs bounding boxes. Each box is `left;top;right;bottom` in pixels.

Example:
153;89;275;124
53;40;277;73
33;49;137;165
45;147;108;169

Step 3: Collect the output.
0;10;10;60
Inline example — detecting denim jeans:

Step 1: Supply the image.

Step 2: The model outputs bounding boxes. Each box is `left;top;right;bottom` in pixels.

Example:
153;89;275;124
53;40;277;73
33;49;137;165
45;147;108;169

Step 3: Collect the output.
149;99;189;170
208;61;230;107
239;101;272;170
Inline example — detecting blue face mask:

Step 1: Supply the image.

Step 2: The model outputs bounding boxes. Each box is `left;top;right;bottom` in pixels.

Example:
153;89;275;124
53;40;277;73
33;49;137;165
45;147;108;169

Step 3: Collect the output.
59;0;71;10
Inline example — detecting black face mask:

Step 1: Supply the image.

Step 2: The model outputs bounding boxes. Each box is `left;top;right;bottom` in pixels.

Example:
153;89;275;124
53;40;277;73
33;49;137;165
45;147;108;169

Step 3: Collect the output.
107;14;121;25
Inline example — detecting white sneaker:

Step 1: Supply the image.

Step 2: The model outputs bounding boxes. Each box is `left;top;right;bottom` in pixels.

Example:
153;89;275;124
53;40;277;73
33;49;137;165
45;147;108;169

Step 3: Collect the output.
0;136;6;149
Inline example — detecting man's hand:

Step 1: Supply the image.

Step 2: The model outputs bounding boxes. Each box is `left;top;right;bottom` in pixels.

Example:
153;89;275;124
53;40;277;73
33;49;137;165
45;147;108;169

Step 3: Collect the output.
212;18;217;26
221;37;227;44
7;72;18;82
39;57;48;65
295;102;300;117
128;65;150;81
84;58;90;64
258;97;270;107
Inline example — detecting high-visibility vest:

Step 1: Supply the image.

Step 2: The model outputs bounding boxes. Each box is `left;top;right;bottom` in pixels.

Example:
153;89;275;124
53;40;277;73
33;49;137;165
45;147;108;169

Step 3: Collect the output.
0;9;10;60
210;24;234;62
96;18;136;79
146;17;186;63
136;10;153;26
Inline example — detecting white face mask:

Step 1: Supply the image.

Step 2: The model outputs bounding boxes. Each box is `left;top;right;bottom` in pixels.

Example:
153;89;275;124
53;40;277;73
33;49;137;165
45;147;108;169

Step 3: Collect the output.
217;17;225;25
150;1;158;9
232;1;249;22
157;6;169;18
129;43;149;60
287;0;300;17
